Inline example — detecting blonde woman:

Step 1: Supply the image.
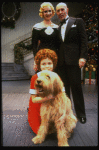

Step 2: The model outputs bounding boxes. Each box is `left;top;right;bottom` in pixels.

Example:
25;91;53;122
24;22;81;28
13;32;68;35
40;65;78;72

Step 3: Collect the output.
32;2;60;71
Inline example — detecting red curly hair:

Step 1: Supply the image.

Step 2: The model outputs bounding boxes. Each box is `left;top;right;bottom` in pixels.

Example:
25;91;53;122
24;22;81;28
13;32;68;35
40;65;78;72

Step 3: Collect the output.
35;49;58;71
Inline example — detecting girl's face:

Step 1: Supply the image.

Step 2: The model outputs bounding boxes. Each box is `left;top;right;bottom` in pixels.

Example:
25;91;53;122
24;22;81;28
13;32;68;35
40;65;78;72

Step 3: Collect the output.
43;6;53;21
40;58;53;71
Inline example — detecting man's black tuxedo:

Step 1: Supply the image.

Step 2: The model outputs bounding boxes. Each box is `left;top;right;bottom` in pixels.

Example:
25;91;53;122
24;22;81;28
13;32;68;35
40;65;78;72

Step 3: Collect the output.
58;17;88;66
58;17;88;119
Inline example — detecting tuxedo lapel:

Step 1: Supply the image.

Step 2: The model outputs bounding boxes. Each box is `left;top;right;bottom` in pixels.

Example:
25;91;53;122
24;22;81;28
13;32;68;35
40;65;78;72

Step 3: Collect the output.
58;24;62;40
65;17;76;38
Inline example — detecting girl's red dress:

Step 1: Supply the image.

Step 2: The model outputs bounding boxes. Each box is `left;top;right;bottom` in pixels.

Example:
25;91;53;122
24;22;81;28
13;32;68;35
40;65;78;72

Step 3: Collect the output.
28;73;41;134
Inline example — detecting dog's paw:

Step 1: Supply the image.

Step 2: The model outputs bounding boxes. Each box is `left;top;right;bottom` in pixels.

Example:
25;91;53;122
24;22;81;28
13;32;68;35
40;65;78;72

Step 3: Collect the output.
63;143;69;146
66;132;71;138
32;136;44;144
58;143;69;147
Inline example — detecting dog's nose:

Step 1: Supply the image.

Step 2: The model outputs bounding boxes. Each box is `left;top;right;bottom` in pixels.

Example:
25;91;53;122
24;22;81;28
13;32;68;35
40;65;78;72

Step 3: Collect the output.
37;80;42;84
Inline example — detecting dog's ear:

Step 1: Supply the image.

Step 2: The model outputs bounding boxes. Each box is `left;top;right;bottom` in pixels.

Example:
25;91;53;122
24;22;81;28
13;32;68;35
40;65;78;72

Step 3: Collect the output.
53;76;63;96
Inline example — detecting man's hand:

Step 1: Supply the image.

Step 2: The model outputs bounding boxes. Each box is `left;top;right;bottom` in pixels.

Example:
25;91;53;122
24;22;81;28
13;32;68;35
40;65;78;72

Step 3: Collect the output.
79;58;86;68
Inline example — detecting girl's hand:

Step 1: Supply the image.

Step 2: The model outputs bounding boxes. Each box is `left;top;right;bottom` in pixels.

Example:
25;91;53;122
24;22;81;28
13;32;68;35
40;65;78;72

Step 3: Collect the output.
32;95;54;103
47;95;55;100
32;96;43;103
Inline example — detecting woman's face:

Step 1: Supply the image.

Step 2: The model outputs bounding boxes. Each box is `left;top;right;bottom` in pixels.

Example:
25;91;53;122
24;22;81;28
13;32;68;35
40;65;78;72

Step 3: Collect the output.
40;58;54;71
43;6;53;20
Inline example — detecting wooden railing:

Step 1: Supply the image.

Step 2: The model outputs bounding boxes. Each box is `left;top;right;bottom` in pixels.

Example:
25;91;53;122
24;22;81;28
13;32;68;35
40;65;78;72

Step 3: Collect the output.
14;36;32;64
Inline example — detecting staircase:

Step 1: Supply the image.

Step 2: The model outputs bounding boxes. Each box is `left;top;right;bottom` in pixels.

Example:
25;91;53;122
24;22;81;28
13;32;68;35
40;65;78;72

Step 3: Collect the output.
2;33;33;81
2;63;30;81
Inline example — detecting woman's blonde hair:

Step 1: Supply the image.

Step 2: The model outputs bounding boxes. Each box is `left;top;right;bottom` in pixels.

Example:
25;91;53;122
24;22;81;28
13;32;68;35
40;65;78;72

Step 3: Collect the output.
35;49;58;71
39;2;55;18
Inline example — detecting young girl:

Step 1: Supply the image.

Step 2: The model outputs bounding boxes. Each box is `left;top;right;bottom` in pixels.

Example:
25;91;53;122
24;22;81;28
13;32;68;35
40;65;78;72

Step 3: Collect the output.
28;49;58;134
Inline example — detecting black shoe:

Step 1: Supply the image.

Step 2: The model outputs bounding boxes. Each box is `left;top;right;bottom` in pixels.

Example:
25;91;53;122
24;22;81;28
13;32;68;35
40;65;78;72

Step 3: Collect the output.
78;116;86;124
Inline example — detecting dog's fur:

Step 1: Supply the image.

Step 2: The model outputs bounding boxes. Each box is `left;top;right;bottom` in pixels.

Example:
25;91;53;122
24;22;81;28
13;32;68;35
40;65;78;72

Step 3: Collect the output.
32;70;77;146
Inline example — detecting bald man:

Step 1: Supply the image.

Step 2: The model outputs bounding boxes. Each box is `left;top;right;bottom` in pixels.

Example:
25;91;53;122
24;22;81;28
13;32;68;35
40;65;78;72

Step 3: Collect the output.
56;3;87;123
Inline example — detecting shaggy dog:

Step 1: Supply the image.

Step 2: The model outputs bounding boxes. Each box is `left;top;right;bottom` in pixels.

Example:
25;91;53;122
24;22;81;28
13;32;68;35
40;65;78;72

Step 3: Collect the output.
32;70;77;146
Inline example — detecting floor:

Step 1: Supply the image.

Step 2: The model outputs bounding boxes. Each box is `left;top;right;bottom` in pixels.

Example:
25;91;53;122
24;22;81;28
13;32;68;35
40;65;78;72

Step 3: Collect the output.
2;80;98;147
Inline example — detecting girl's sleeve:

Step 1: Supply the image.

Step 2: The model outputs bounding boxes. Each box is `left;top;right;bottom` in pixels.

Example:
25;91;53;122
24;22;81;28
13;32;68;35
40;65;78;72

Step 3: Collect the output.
29;74;38;95
28;73;41;134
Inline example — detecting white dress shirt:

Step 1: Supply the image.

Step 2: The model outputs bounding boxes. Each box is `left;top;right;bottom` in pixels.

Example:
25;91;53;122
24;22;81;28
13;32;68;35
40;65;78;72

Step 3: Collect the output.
61;15;86;64
61;15;69;42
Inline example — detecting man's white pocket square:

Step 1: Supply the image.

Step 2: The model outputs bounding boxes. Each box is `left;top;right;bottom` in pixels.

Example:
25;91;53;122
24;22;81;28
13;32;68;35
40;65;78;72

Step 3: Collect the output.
71;24;76;28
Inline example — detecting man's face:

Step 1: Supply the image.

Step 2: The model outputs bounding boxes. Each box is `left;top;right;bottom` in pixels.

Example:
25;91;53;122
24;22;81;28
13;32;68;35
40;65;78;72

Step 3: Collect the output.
56;5;68;21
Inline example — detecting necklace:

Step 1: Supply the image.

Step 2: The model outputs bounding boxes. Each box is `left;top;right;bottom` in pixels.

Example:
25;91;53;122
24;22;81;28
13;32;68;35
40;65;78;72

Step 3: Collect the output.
43;20;53;27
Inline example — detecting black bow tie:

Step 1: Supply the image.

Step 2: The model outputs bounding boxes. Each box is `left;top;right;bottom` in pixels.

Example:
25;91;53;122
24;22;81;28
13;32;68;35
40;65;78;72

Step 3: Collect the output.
60;17;69;26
